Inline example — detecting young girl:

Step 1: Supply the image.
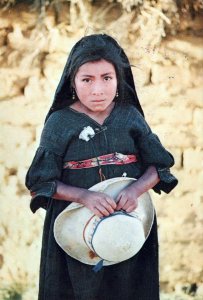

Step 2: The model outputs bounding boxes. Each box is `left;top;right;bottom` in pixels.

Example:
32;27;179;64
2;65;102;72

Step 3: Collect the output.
26;34;178;300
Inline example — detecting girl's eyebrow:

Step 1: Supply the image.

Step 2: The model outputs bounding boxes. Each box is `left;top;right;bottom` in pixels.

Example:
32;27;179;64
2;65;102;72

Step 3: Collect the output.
101;72;114;76
80;72;115;77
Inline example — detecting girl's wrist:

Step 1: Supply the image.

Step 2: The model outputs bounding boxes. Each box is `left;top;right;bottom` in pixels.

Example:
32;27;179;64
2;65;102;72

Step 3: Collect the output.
127;182;144;198
74;189;88;205
55;180;87;204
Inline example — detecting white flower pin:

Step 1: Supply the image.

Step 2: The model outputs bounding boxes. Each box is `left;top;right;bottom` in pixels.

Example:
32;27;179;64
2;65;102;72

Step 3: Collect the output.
79;126;95;142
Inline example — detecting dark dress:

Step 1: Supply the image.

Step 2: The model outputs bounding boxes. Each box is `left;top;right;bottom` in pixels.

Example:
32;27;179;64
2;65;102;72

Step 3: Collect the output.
25;103;177;300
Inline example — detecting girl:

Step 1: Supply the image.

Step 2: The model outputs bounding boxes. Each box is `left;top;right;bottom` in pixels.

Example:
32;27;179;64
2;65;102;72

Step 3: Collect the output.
26;34;178;300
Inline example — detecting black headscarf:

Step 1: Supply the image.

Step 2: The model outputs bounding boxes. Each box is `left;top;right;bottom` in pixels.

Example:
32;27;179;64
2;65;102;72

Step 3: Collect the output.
45;34;144;122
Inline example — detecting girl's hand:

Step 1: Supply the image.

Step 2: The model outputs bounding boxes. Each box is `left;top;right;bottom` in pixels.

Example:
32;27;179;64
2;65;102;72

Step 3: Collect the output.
115;186;139;213
80;190;116;218
115;166;160;212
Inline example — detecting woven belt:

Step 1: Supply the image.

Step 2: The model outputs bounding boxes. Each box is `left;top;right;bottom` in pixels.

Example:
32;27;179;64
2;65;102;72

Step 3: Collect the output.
63;152;138;170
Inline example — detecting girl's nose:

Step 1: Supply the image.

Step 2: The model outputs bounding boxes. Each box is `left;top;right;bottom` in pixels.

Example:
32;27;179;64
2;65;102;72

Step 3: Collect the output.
91;82;104;95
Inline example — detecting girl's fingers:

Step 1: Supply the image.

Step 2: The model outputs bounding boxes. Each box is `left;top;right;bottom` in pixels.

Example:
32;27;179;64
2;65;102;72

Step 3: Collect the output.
115;193;122;210
125;204;137;213
92;208;103;218
123;199;138;212
96;205;111;217
116;195;128;210
87;192;118;216
100;199;115;214
125;207;134;213
105;196;117;209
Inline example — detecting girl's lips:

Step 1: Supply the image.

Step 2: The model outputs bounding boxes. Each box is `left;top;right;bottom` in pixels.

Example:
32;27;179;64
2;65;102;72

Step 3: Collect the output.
92;100;104;102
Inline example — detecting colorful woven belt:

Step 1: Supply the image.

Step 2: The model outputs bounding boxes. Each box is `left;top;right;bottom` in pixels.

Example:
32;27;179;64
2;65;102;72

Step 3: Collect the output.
63;152;138;170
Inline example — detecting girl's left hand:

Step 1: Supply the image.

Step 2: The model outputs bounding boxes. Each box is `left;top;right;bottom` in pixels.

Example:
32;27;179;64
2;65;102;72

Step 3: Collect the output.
115;186;139;213
115;166;160;212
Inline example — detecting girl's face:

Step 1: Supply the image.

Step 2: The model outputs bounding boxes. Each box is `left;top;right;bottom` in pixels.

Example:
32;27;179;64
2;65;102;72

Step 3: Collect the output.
74;59;117;113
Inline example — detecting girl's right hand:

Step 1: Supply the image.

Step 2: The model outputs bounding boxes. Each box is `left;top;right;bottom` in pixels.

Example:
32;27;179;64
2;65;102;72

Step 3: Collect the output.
79;190;116;218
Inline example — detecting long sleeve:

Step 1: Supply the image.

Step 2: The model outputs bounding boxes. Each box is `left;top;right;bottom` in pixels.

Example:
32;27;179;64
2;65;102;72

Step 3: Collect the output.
25;147;63;213
138;131;178;193
25;111;69;213
132;108;178;194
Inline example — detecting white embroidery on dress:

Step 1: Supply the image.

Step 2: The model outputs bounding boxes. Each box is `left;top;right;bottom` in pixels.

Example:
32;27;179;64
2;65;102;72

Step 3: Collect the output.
79;126;95;142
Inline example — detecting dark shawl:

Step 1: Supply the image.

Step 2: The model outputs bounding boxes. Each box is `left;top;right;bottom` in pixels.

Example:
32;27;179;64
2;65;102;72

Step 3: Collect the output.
45;34;144;122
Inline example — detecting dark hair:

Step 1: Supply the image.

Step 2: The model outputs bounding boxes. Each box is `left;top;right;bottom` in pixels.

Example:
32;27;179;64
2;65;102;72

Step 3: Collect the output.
45;34;144;122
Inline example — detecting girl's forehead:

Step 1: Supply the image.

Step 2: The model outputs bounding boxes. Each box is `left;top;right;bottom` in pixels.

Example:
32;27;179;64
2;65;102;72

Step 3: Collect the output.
76;59;116;75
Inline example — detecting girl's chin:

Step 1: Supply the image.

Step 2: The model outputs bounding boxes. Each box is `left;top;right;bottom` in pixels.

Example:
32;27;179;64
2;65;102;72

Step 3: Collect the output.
87;102;114;112
88;107;107;113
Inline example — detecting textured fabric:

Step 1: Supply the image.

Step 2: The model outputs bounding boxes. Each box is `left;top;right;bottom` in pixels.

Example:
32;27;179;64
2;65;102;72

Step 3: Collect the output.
63;152;138;169
25;103;178;299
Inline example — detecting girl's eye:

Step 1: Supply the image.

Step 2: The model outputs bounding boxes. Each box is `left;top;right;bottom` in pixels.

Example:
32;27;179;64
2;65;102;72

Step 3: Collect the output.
82;78;92;83
104;76;112;81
